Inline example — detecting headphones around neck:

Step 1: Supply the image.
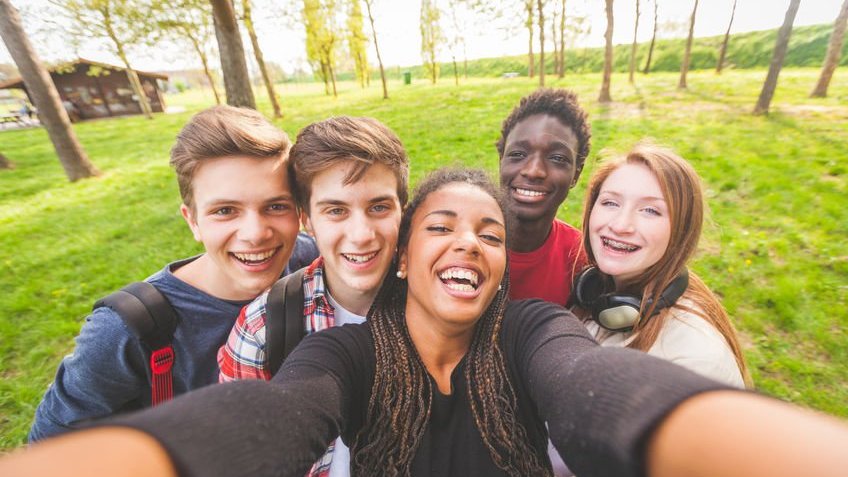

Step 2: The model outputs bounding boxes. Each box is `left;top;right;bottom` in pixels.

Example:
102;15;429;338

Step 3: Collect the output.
573;267;689;332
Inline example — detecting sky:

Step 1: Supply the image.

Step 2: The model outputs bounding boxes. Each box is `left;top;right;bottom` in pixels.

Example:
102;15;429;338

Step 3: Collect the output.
1;0;845;75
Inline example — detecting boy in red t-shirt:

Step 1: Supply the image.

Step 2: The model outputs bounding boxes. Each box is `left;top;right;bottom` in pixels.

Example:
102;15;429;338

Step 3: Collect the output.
497;89;592;306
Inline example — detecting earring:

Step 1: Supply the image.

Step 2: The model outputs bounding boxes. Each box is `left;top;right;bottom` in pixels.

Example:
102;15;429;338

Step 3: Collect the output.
396;270;407;279
498;284;502;291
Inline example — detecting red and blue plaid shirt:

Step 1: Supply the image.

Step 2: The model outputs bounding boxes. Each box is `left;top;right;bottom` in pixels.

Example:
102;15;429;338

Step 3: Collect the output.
217;257;336;476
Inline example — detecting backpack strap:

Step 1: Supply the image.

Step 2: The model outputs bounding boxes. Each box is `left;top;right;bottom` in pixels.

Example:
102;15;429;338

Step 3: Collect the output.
93;281;178;406
265;267;307;376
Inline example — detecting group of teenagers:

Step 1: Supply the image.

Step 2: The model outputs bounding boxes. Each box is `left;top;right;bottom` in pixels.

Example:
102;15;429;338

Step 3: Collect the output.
5;88;847;477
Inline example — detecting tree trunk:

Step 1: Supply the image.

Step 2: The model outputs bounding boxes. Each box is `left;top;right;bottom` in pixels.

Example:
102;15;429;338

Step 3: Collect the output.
0;0;99;181
811;0;848;97
243;0;282;117
328;61;338;97
678;0;699;89
0;152;13;169
538;0;545;86
643;0;658;74
754;0;801;115
629;0;640;83
599;0;614;103
210;0;256;109
716;0;737;74
552;7;559;76
527;0;535;77
187;29;220;104
364;0;388;99
452;55;459;85
558;0;565;77
103;9;153;120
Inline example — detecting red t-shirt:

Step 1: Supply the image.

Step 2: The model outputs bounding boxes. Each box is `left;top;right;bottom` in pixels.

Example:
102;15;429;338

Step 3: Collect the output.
508;219;587;306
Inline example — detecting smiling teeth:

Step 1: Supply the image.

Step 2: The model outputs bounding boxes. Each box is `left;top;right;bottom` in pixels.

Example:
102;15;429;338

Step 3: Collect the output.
233;249;276;263
343;251;378;263
439;268;479;287
603;238;639;252
515;188;546;197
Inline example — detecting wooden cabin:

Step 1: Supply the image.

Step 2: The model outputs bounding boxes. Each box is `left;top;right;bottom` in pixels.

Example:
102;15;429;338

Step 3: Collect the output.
0;59;168;121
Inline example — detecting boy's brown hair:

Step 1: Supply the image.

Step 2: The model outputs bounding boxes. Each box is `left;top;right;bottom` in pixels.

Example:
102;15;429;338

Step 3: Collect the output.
170;105;291;209
289;116;409;212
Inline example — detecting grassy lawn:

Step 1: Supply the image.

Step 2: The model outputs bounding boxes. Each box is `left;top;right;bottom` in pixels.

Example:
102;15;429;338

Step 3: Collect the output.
1;68;845;449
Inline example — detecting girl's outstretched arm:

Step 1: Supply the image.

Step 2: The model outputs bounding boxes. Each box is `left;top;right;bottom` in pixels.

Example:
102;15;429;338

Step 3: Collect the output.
0;427;176;477
647;390;848;477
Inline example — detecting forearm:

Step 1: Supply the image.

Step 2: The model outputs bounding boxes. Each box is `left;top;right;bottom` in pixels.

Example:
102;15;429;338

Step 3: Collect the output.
647;390;848;477
2;428;176;477
111;376;342;477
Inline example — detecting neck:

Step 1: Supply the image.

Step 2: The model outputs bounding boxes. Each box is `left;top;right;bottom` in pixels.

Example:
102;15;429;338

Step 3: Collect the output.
173;254;254;301
324;276;379;317
510;217;555;253
405;312;473;395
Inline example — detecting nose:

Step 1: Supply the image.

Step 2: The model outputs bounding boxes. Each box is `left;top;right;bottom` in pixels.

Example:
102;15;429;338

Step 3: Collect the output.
453;229;481;256
608;209;635;235
348;216;377;245
519;154;547;181
238;211;273;244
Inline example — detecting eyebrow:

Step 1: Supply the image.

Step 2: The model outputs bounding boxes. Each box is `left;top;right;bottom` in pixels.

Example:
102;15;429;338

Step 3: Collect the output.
425;209;505;228
204;194;294;207
508;139;576;156
598;190;666;202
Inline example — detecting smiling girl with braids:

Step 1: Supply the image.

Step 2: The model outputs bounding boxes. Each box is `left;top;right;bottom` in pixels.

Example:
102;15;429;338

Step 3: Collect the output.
5;168;847;477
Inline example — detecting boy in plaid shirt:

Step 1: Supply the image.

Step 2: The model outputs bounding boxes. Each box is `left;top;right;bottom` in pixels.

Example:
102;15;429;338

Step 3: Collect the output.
218;116;409;476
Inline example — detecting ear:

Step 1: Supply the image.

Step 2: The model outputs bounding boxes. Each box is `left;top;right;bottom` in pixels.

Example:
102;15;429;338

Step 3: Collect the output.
397;246;409;275
180;204;202;242
302;212;314;236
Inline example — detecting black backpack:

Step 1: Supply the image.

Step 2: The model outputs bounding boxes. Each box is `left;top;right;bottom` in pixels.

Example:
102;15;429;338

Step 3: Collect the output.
94;267;307;405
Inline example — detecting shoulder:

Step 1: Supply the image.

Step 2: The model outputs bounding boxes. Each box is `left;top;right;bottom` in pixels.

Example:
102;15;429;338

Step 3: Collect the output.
650;302;744;387
502;299;594;348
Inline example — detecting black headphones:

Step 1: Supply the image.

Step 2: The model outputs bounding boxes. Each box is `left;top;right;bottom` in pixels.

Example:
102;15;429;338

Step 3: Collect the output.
573;267;689;332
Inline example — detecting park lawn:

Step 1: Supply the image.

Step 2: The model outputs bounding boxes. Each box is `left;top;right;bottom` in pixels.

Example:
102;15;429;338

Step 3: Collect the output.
0;68;845;449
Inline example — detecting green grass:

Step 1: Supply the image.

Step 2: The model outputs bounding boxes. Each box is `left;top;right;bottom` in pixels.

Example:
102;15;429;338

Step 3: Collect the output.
393;24;848;80
1;67;846;449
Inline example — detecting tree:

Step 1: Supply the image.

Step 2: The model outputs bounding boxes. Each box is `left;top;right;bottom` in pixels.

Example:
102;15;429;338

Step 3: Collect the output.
158;0;221;104
303;0;338;97
810;0;848;97
363;0;388;99
445;0;469;84
537;0;545;86
0;0;99;181
420;0;442;84
347;0;369;89
0;152;14;169
210;0;256;108
551;3;559;77
643;0;658;73
628;0;640;83
558;0;565;78
241;0;282;117
526;0;535;77
599;0;613;102
754;0;801;115
678;0;699;89
49;0;156;118
716;0;737;74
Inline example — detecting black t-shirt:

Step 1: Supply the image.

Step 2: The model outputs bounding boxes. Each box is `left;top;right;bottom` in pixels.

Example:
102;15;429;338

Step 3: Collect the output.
115;299;729;477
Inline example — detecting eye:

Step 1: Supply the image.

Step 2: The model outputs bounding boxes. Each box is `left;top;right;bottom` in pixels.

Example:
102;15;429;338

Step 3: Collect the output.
643;207;662;217
480;233;504;244
506;150;526;161
599;199;619;208
370;203;390;213
213;206;235;216
268;203;292;213
426;225;451;233
549;154;573;165
326;207;346;217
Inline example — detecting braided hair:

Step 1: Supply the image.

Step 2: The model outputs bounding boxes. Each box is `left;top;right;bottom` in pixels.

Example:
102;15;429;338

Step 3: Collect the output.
351;168;551;476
